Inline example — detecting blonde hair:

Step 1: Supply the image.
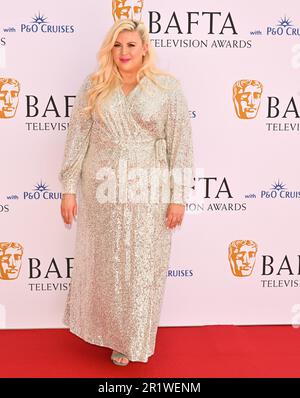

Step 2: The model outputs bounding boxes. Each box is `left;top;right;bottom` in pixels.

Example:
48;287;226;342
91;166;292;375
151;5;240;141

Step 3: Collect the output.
84;18;175;121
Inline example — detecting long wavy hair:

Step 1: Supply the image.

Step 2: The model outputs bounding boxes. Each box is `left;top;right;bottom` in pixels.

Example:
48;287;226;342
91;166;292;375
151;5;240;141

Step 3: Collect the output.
84;18;175;121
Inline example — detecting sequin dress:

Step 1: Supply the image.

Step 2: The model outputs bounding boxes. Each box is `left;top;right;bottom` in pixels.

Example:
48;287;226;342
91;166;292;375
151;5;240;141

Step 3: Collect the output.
59;73;194;362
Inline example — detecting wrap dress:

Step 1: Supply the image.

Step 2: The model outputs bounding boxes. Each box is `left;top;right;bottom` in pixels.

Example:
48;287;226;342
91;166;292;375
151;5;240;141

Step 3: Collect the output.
59;72;194;362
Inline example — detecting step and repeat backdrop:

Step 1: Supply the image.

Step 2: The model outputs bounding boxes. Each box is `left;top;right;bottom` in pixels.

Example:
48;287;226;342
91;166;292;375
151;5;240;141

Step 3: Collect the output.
1;0;300;328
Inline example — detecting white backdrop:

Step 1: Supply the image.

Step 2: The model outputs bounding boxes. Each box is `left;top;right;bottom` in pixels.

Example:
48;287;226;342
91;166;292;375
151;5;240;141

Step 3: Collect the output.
1;0;300;328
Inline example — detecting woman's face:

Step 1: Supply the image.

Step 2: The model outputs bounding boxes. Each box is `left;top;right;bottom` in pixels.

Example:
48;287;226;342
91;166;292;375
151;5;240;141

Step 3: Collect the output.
112;30;147;76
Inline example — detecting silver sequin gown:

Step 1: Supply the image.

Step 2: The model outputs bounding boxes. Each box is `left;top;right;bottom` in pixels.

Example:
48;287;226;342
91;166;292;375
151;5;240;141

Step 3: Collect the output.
59;73;194;362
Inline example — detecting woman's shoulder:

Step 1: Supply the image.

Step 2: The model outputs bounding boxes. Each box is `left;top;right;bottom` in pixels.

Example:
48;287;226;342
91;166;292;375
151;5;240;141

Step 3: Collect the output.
74;73;93;93
153;73;180;87
148;73;183;98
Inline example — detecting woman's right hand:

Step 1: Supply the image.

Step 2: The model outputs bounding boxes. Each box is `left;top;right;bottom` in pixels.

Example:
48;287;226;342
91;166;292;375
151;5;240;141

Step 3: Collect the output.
61;193;77;225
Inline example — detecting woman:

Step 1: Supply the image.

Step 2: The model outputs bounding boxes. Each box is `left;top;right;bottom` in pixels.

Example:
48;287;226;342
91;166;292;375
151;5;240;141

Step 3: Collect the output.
59;18;194;366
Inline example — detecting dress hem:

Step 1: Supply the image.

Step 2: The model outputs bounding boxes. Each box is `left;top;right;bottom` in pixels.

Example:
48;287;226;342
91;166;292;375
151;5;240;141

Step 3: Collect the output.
64;321;153;363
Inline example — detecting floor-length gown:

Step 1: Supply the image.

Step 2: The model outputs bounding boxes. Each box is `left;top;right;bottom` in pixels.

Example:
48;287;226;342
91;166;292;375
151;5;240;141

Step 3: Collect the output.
58;72;194;362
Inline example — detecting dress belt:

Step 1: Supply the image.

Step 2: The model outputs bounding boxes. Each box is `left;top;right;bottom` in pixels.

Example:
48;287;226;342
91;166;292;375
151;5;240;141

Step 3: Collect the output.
116;138;167;164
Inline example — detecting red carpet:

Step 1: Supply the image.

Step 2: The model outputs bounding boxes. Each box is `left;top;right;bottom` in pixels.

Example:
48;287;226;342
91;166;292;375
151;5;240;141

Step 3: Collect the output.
0;325;299;378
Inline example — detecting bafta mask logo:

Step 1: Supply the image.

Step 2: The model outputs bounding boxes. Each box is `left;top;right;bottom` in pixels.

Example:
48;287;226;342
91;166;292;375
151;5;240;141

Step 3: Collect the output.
228;240;257;277
112;0;144;21
0;242;24;280
0;78;20;119
233;80;263;119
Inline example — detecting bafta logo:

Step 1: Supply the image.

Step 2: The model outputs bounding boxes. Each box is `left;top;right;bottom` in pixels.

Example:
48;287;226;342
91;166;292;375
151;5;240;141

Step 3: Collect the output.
233;80;263;119
0;78;20;119
0;242;23;280
228;240;257;277
112;0;144;21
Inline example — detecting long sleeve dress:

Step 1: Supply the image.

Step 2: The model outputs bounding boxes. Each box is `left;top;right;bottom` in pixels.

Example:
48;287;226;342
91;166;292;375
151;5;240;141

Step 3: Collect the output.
59;72;194;362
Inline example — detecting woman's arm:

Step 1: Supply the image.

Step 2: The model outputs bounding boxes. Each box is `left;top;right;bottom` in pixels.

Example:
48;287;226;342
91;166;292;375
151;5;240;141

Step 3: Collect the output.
164;78;195;229
59;75;93;225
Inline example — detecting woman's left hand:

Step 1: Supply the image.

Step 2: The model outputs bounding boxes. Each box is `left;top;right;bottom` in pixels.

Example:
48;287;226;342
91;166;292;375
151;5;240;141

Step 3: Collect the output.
165;203;185;229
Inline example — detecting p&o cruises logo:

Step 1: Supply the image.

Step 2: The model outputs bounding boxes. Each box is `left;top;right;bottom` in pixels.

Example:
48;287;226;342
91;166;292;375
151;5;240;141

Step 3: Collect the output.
20;12;75;34
250;15;300;37
261;180;300;199
266;15;300;37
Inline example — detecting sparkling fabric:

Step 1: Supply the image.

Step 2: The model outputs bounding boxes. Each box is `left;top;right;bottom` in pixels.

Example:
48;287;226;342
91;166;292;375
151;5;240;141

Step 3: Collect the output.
58;73;194;362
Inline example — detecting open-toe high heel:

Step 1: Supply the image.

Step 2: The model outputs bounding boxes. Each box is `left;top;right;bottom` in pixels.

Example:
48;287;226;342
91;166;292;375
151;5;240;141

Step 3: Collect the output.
111;350;129;366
